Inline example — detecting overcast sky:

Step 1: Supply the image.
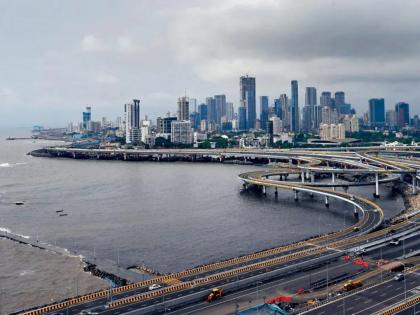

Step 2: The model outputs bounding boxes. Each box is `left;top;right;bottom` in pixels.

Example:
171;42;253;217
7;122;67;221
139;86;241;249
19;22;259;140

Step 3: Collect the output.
1;0;420;127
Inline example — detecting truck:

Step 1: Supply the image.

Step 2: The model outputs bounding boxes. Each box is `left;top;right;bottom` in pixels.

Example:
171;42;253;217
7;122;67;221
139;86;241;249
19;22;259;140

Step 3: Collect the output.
343;280;363;292
207;288;224;302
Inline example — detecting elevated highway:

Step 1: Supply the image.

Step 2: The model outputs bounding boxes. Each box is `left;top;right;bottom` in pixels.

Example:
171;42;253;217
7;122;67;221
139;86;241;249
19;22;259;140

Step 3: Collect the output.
22;147;420;315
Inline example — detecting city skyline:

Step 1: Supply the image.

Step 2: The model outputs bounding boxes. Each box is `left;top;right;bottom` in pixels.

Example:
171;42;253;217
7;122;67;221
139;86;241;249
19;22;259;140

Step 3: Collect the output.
1;0;420;127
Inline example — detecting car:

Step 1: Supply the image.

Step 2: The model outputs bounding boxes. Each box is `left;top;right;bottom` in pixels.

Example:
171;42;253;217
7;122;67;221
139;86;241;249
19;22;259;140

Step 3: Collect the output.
393;273;404;281
148;283;162;291
389;239;400;246
353;227;360;232
79;305;107;315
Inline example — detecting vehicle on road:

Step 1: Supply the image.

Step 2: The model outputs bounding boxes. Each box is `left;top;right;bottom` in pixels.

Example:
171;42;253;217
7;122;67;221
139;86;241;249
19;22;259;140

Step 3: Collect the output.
148;283;162;290
79;305;107;314
393;273;404;281
389;239;400;246
343;280;363;291
207;288;224;302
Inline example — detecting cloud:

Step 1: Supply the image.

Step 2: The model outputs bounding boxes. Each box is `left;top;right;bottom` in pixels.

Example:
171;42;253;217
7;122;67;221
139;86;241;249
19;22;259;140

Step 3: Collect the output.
0;87;18;103
95;73;119;84
81;34;107;52
170;0;420;86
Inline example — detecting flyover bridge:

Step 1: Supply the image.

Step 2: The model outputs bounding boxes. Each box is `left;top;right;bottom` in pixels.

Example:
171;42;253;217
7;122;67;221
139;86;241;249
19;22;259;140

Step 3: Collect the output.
21;147;420;315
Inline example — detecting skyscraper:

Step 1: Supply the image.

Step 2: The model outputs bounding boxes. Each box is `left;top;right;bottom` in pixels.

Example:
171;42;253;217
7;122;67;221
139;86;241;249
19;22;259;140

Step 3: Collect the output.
334;92;345;107
320;92;332;108
280;94;289;130
395;102;410;128
368;98;385;127
198;103;208;122
125;99;140;144
259;96;269;131
225;102;234;121
305;87;317;106
290;80;299;132
238;106;247;131
214;94;226;125
82;106;91;130
302;105;313;132
206;97;217;124
240;75;256;129
177;96;189;121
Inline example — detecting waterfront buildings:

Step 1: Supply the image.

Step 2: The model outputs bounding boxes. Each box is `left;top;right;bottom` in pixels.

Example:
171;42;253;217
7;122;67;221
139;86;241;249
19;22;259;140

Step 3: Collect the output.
171;121;192;145
124;99;140;144
368;98;385;127
240;75;256;129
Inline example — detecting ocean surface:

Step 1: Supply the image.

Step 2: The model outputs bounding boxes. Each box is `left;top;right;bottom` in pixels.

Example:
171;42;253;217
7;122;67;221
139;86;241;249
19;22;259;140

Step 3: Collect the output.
0;128;405;273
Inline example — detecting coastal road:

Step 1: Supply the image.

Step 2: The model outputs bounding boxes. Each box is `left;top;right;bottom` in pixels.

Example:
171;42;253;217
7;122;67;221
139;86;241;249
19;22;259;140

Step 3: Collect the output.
301;269;420;315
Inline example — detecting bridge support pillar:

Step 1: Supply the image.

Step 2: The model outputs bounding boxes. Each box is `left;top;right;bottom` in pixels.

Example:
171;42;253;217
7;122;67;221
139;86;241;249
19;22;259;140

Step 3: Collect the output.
311;173;315;183
262;185;266;195
325;196;329;207
331;173;335;191
301;171;305;183
412;175;417;194
72;152;76;159
374;173;380;198
306;172;310;180
354;206;359;218
294;190;298;201
343;186;348;193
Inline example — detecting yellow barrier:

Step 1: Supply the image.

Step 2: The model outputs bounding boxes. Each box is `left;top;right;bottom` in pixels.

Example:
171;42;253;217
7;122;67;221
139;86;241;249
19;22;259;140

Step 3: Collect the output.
378;296;420;315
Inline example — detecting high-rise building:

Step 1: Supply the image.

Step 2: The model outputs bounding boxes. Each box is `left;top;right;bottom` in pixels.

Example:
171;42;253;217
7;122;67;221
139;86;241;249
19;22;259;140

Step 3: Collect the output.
320;92;332;108
157;116;177;134
368;98;385;127
206;97;217;124
321;106;338;124
334;92;345;108
82;106;92;130
225;102;234;121
259;96;269;131
240;75;256;129
273;98;282;119
269;116;283;135
290;80;299;132
198;103;208;122
313;105;323;130
320;123;345;140
302;105;313;132
280;94;289;130
214;94;226;125
343;115;359;132
189;98;197;113
171;121;192;145
124;99;140;144
238;106;247;131
395;102;410;128
177;96;189;121
386;110;397;129
305;87;317;106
